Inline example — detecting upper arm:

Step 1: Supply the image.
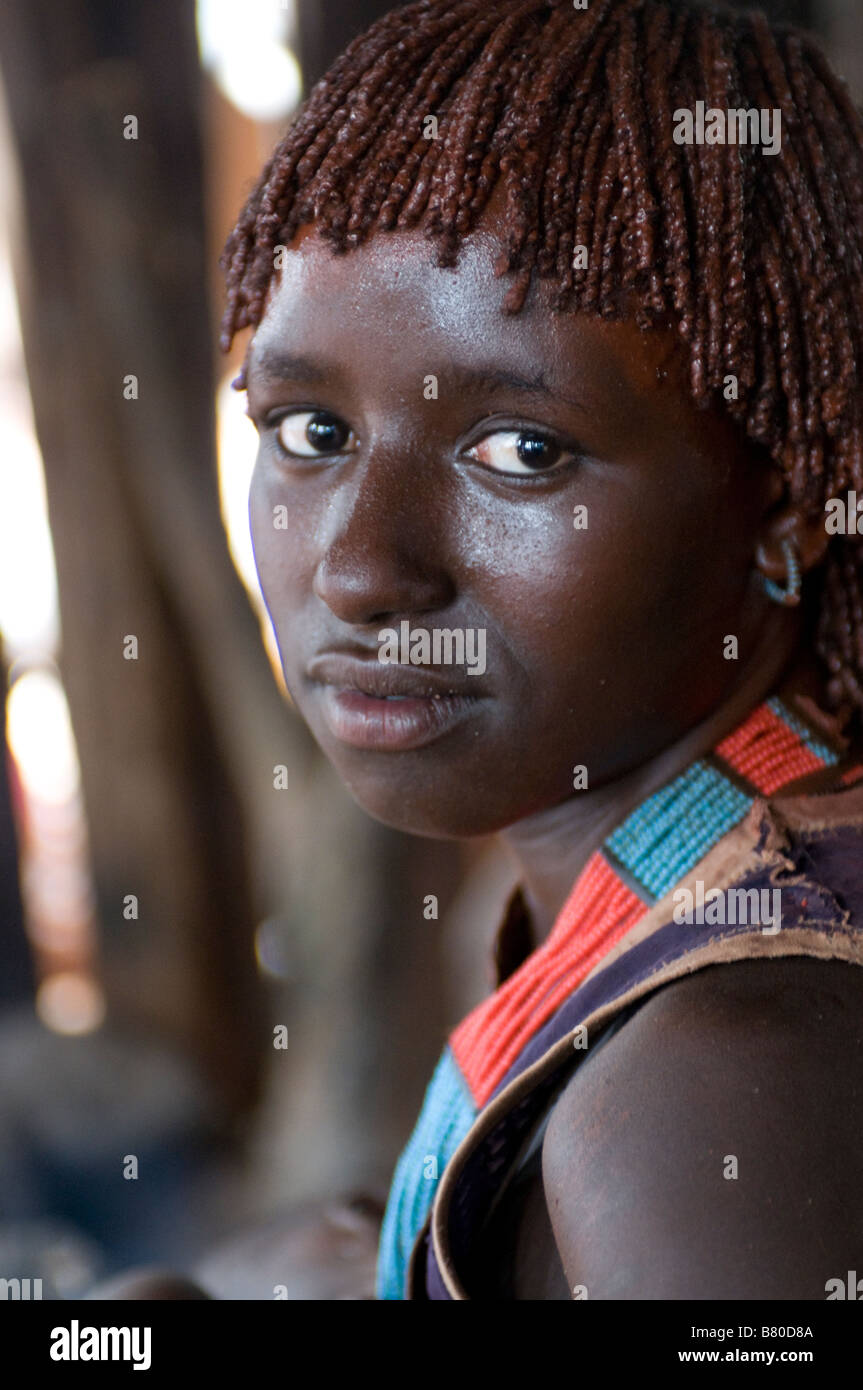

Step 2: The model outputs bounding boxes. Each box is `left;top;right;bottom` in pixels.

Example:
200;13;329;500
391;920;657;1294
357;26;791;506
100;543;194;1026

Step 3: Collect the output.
542;956;863;1300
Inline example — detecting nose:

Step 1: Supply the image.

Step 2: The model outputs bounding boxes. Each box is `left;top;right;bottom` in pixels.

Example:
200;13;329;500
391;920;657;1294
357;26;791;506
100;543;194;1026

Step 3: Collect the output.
312;446;456;627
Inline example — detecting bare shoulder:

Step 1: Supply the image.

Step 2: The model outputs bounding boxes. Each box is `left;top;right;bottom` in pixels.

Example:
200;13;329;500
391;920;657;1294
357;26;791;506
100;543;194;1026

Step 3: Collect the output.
542;955;863;1299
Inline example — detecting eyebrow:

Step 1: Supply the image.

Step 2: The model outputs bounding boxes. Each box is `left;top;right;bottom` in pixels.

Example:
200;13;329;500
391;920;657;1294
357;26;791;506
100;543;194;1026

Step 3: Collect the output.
246;350;332;387
246;350;585;412
451;365;585;411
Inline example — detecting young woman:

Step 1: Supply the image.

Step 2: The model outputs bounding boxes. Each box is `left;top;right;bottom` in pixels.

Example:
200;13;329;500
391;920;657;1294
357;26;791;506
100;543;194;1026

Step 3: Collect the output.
221;0;863;1299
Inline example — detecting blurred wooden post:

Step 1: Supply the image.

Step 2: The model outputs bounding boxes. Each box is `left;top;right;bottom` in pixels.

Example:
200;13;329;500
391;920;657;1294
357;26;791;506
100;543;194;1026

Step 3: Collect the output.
0;0;264;1117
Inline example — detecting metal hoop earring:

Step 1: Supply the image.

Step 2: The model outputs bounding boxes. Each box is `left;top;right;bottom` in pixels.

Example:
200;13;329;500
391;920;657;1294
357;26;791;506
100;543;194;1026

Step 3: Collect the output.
761;538;801;607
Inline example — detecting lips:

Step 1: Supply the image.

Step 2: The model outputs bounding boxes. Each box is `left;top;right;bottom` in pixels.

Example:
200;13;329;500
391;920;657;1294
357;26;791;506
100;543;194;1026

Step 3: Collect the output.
307;652;483;700
306;651;486;750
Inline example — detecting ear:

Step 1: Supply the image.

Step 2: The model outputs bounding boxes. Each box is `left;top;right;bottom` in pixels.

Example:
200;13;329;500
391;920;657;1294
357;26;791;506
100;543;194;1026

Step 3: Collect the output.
754;501;830;584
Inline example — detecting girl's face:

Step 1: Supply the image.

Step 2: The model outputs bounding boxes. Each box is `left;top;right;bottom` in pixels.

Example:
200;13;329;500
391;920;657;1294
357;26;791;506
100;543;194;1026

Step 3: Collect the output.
244;202;776;838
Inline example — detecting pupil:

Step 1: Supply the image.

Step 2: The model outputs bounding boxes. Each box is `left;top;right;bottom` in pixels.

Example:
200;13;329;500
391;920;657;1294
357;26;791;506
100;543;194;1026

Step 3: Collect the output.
307;412;345;450
516;432;556;467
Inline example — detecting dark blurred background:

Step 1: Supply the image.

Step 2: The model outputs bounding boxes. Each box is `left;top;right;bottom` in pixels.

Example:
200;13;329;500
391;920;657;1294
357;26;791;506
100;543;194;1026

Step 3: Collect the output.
0;0;859;1299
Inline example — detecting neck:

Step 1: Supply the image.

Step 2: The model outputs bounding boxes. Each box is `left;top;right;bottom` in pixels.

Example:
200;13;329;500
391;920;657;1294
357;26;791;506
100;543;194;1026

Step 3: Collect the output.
499;615;806;946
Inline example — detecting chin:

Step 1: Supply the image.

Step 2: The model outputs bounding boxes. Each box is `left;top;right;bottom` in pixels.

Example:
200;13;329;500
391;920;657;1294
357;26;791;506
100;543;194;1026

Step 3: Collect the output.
340;778;486;840
336;758;565;839
326;761;515;839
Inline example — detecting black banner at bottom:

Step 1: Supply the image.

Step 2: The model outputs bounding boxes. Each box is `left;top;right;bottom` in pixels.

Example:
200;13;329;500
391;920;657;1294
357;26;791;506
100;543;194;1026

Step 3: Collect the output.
1;1298;859;1376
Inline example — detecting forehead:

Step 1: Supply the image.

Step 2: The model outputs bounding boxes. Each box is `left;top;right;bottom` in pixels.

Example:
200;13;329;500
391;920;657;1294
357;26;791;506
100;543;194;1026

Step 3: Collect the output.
246;192;687;404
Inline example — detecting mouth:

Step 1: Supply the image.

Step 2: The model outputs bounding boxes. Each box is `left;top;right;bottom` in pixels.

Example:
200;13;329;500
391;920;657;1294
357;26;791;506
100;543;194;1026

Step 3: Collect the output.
306;652;485;751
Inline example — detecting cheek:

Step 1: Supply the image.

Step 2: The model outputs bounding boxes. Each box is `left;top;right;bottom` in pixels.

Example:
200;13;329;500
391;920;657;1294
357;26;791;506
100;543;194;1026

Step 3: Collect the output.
482;470;753;719
248;457;306;625
249;464;276;590
245;458;302;647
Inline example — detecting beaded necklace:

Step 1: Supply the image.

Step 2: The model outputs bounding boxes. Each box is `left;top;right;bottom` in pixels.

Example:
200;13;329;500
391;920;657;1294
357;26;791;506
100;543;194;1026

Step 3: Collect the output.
376;694;845;1299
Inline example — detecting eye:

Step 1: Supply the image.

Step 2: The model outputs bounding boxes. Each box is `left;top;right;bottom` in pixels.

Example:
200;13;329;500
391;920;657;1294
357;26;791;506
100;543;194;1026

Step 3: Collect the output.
274;409;355;458
465;428;573;475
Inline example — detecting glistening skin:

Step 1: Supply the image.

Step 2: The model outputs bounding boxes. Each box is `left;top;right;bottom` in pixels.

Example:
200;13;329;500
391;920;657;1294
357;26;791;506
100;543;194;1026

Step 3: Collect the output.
244;190;822;940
